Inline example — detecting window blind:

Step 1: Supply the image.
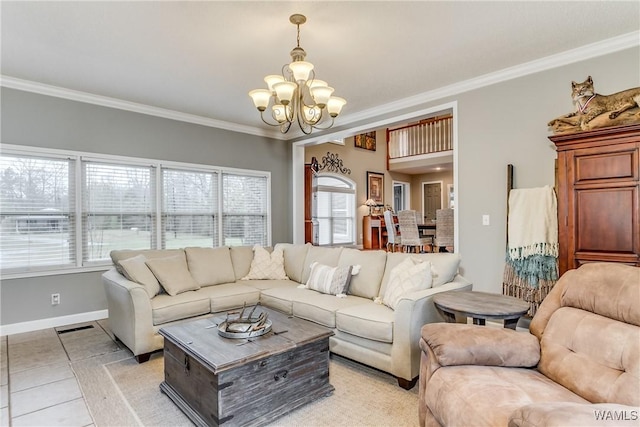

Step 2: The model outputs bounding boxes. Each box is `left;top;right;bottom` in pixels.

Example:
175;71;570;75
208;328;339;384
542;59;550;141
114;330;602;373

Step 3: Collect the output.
83;161;155;263
222;173;268;246
162;168;218;249
0;154;76;272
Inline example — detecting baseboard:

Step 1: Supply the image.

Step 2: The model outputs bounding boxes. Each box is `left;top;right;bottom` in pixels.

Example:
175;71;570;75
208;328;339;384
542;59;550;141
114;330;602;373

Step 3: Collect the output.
0;309;108;336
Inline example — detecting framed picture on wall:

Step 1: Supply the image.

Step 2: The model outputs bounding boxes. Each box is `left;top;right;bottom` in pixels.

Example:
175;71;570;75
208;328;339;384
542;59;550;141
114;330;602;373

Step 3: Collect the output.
366;171;384;205
355;131;376;151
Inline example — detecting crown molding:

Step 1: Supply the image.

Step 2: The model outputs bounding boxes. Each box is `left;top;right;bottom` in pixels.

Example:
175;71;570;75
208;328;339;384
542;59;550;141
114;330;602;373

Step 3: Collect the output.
1;31;637;142
0;76;288;140
333;31;640;131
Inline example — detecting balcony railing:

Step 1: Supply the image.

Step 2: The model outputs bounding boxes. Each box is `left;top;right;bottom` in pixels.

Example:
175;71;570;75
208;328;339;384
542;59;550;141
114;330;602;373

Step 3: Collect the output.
387;115;453;160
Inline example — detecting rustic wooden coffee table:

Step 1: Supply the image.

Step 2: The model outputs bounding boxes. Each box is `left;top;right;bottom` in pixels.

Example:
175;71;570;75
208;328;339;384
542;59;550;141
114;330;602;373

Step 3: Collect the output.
433;291;529;329
159;307;334;427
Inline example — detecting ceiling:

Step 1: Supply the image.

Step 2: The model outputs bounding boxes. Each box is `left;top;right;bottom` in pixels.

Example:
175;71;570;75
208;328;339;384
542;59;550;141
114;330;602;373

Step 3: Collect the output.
2;1;639;145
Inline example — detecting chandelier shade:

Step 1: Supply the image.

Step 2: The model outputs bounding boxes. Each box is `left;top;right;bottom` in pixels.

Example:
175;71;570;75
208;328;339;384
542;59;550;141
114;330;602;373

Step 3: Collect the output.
248;14;346;134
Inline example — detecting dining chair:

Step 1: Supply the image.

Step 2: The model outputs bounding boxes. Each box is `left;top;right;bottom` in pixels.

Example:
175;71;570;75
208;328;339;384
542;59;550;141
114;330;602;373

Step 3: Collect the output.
383;210;402;252
435;208;454;252
414;210;423;225
397;210;432;253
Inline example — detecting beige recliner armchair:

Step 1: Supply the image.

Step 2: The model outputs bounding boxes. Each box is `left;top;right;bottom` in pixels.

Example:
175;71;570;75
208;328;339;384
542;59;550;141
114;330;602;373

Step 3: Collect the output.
418;262;639;426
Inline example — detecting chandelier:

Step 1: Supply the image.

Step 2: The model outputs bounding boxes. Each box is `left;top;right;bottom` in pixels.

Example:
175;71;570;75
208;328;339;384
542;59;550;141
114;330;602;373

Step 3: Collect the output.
248;14;347;135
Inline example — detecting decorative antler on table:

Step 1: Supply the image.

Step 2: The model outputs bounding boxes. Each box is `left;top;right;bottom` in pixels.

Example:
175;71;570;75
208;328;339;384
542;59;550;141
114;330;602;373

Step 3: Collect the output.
220;303;270;335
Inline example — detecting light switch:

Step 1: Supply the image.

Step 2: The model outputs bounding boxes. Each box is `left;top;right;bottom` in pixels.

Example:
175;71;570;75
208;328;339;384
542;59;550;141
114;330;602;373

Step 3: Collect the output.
482;214;490;226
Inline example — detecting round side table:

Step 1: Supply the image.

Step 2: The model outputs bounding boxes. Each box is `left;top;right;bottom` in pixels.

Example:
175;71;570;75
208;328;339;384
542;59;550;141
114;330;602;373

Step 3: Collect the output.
432;291;529;329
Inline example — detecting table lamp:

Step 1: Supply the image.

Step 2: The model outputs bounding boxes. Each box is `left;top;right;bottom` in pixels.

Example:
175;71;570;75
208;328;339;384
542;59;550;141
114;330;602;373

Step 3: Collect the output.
365;199;377;216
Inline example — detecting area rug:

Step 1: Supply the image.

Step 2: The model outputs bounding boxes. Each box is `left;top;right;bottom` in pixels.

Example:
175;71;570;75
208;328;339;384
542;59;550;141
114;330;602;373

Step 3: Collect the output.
73;350;419;426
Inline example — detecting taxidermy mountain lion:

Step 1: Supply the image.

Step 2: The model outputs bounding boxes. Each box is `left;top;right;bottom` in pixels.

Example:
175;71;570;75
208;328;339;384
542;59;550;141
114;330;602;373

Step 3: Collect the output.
548;76;640;132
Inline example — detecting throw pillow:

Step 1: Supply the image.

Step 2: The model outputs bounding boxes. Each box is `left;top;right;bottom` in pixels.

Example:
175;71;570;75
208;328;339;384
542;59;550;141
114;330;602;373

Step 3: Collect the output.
185;247;235;287
381;257;433;309
300;262;361;297
118;254;161;298
145;255;200;296
241;244;289;280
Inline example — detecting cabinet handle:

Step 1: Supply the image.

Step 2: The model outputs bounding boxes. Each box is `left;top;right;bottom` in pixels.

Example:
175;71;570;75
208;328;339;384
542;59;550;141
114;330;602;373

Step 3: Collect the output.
274;370;288;381
183;355;190;376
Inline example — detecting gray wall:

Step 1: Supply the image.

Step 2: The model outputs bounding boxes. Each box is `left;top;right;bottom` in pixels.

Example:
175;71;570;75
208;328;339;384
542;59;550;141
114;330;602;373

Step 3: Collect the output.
0;88;292;326
455;48;639;293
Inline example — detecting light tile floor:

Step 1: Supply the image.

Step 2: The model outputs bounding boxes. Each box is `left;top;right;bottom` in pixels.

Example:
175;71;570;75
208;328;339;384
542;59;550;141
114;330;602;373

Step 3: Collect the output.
0;320;121;427
0;316;531;427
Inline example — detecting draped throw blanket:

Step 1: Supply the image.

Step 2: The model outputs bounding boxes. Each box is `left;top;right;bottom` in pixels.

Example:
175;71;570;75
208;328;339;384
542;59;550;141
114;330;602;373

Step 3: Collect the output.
503;185;559;316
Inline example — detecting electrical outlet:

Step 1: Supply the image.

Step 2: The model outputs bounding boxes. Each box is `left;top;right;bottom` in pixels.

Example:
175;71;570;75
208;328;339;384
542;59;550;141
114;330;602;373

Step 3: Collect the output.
482;214;490;226
51;293;60;305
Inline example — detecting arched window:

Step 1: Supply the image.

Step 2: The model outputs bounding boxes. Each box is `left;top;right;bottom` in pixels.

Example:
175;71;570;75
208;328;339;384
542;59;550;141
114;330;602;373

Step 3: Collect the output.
314;174;356;246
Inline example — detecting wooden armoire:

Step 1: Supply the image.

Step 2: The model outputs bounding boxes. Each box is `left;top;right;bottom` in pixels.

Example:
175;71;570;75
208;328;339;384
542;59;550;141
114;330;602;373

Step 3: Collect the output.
550;124;640;275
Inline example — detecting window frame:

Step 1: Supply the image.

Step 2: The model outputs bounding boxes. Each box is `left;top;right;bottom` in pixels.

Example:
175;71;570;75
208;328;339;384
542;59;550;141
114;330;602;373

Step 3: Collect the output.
161;167;220;250
0;150;77;275
221;171;271;247
313;173;356;246
0;144;271;279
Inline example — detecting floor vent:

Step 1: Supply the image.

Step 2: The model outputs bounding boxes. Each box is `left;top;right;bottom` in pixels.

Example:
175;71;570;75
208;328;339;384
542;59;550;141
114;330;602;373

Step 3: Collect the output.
57;325;95;334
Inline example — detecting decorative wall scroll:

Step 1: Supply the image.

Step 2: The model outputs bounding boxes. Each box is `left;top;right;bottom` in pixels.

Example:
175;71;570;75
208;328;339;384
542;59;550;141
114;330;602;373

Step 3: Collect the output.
316;152;351;175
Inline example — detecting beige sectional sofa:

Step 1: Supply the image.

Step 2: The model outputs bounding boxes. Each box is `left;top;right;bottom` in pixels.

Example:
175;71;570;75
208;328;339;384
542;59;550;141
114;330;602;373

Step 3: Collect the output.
102;243;471;388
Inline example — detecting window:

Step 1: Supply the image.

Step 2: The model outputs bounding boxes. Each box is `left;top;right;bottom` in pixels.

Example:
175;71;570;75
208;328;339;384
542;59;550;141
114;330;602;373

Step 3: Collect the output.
222;173;268;246
0;154;76;273
162;168;218;249
0;145;271;276
83;161;155;263
314;174;355;246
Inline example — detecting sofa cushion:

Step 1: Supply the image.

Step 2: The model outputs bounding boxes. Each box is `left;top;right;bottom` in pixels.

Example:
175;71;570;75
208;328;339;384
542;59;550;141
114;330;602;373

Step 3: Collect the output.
242;245;288;280
292;292;370;328
425;365;589;427
196;283;260;313
381;257;433;309
332;329;392;356
260;286;309;315
118;254;161;298
303;262;359;296
185;247;236;287
110;249;185;275
151;291;210;325
538;306;640;405
560;262;640;327
301;246;344;284
379;252;460;297
338;248;386;299
336;302;394;343
145;255;200;296
275;243;311;283
240;279;299;291
230;246;255;280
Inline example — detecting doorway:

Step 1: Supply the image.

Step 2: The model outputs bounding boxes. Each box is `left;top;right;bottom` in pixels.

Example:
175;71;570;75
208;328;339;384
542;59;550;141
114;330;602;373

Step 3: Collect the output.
422;181;442;221
392;181;410;213
292;101;458;251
